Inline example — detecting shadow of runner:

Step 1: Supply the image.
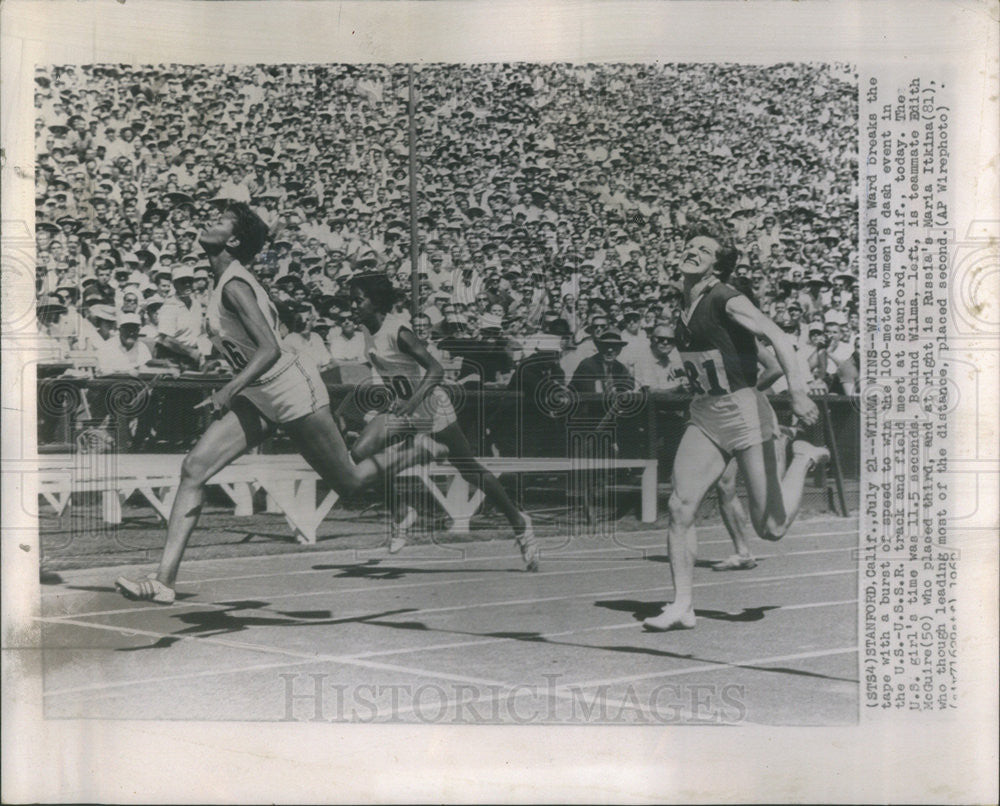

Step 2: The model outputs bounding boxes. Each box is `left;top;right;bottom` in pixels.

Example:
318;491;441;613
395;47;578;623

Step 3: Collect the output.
595;599;780;623
114;604;418;651
311;560;522;579
359;610;856;684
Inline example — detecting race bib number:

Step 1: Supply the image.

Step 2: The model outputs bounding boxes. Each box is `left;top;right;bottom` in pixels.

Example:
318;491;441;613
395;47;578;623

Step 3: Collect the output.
213;336;249;371
389;375;415;400
679;349;731;396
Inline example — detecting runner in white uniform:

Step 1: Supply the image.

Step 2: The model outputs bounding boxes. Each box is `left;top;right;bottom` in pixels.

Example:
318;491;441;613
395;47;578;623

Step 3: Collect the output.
347;272;539;570
366;309;458;434
115;204;446;604
204;261;326;424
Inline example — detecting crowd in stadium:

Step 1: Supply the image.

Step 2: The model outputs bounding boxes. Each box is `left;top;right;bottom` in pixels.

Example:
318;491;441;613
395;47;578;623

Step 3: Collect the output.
33;62;859;395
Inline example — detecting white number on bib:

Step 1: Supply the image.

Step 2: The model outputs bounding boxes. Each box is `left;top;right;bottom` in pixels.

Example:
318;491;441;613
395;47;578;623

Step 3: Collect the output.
680;349;730;396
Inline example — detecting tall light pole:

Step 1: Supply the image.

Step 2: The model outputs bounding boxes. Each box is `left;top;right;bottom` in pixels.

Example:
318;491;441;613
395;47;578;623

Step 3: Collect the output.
407;65;420;319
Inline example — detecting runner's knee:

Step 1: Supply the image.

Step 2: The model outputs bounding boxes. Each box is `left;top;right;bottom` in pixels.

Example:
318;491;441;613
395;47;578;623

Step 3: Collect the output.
180;451;213;486
715;470;737;500
762;518;787;541
668;490;699;526
333;466;368;497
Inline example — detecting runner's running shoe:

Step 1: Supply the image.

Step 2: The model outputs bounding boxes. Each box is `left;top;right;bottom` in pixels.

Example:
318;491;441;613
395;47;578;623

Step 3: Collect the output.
388;505;418;554
515;512;539;572
712;554;758;571
115;574;176;604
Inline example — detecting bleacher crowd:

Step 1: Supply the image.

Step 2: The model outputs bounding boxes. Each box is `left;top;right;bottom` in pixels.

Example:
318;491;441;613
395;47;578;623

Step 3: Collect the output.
34;62;859;396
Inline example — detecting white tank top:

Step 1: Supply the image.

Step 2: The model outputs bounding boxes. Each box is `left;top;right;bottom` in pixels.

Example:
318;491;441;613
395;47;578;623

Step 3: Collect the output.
368;311;423;399
205;261;296;382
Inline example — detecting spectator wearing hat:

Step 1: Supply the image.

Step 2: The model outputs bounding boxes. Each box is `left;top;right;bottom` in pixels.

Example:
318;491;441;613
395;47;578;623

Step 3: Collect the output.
191;267;212;307
798;271;831;316
82;302;119;353
570;328;635;395
35;296;71;360
783;300;810;348
116;282;142;316
95;312;153;374
801;320;830;387
424;250;451;291
140;295;166;344
53;280;80;321
155;266;206;370
618;308;651;375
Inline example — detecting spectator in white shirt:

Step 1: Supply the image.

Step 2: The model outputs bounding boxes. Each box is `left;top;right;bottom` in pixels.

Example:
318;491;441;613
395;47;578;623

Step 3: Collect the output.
283;308;333;369
327;313;368;364
96;312;152;374
618;309;651;372
155;265;205;370
633;323;687;392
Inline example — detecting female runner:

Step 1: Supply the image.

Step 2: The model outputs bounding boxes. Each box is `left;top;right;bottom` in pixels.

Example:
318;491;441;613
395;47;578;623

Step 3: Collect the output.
346;272;539;571
116;204;445;603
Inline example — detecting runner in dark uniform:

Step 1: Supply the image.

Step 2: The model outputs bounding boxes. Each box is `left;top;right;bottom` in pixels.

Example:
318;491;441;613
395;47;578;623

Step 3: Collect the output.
644;222;829;632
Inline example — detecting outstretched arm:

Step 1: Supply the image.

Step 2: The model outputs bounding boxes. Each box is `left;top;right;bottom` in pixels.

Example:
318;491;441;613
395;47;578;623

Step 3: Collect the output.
726;295;819;426
755;339;783;392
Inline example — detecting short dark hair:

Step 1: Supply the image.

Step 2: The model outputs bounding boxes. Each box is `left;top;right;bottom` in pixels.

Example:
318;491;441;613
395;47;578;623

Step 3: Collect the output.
348;272;396;314
685;220;738;280
225;202;270;263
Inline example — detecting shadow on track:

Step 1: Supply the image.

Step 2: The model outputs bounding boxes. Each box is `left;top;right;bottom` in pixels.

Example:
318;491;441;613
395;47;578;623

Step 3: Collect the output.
115;602;418;652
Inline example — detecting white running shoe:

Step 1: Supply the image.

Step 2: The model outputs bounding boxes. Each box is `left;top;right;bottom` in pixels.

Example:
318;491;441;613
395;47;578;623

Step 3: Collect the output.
515;512;540;572
792;440;830;469
712;554;758;571
643;607;696;632
388;505;418;554
115;574;176;604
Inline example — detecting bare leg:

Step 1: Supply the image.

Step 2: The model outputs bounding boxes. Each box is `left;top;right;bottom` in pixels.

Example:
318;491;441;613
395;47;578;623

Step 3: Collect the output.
159;399;272;586
713;459;756;569
735;437;825;541
350;412;401;463
283;406;445;498
435;421;525;533
644;426;727;631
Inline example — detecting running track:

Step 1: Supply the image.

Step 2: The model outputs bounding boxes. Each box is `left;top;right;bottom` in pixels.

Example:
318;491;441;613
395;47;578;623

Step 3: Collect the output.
38;516;858;725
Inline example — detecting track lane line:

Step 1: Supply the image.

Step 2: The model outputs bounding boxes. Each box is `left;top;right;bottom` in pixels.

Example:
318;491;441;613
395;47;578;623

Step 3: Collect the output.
43;597;859;700
37;568;855;676
40;615;856;722
44;546;856;621
40;526;857;594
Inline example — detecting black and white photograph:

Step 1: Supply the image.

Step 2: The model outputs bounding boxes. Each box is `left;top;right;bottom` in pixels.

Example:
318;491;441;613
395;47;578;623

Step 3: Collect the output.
30;58;861;724
3;1;997;803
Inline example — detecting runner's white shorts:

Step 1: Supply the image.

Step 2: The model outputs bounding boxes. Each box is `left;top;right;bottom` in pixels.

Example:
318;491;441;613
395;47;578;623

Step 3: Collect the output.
239;355;330;424
688;386;778;455
366;386;458;434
